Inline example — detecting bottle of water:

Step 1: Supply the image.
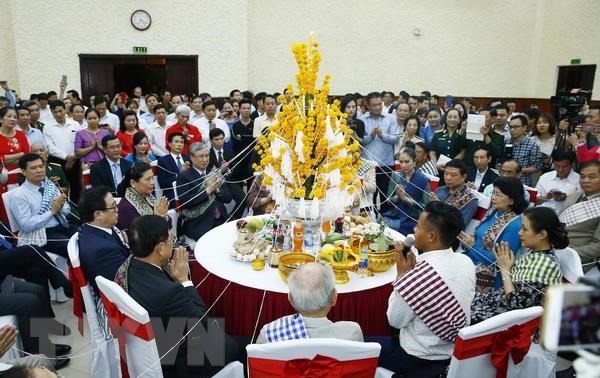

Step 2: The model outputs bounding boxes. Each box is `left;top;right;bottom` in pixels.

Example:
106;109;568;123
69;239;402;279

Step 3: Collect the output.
304;229;314;254
358;247;369;278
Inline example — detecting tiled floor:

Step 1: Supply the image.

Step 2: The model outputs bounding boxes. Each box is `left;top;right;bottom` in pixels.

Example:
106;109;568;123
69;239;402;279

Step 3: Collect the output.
50;299;90;377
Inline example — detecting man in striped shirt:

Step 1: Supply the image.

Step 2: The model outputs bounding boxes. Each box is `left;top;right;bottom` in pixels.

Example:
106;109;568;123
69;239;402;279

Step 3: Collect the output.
381;201;476;375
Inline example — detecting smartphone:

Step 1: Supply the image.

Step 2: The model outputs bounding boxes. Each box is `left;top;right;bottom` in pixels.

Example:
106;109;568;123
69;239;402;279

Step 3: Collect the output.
582;123;600;133
541;284;600;351
60;75;68;87
119;91;128;104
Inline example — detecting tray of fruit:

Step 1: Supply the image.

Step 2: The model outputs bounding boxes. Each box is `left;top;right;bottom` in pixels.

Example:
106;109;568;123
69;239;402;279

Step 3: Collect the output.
231;217;275;262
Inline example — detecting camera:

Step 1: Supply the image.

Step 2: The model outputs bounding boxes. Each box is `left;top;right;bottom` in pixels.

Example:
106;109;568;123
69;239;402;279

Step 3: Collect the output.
550;89;593;131
504;144;513;160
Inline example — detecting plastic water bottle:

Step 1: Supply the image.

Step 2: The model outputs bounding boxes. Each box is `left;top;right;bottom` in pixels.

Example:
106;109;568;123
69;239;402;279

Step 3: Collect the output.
358;247;369;278
304;229;314;254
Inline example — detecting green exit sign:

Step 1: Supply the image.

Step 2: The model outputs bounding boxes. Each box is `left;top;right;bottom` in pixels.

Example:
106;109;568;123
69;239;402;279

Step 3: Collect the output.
133;46;147;53
571;58;581;64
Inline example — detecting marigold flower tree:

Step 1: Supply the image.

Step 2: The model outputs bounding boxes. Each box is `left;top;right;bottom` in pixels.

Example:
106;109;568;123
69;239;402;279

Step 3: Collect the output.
253;36;362;220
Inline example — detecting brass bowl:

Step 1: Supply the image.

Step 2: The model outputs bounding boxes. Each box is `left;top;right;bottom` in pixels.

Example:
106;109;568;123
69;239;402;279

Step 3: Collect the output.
330;262;350;284
278;253;316;283
367;249;396;272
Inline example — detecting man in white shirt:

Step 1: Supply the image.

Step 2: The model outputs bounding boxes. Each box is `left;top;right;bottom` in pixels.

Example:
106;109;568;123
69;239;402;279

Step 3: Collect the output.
94;97;120;133
37;92;55;125
395;103;410;132
189;95;204;125
42;100;83;200
16;106;45;146
196;100;231;143
536;149;581;214
166;94;184;125
253;94;277;137
145;104;171;157
382;201;475;375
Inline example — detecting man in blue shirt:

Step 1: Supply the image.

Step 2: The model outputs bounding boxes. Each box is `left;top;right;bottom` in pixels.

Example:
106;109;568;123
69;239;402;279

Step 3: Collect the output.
360;92;400;211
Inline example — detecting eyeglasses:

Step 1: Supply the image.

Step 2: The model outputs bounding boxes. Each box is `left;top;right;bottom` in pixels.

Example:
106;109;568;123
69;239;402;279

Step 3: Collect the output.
508;125;523;129
97;201;118;212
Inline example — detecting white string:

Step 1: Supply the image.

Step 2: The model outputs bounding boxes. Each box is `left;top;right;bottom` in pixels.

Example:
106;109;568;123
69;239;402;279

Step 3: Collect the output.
250;290;268;343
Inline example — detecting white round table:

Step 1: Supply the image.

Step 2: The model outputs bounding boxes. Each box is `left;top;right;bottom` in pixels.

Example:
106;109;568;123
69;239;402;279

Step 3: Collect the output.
194;219;404;294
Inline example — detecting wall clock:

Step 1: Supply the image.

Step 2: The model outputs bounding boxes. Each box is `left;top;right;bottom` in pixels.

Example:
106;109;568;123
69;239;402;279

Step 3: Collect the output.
131;9;151;31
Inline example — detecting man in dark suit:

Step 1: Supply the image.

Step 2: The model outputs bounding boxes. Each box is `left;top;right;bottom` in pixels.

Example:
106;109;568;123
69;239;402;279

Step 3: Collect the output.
207;128;246;219
157;132;190;209
77;186;130;292
467;148;499;193
90;135;133;195
176;141;231;241
121;215;240;377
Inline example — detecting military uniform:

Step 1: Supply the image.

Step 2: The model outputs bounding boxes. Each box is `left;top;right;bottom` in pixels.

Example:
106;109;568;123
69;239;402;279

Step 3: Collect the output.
430;129;466;159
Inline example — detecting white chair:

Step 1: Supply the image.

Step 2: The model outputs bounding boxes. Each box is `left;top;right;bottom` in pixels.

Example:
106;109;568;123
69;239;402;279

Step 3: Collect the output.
246;338;381;378
67;233;120;378
150;161;163;199
211;361;244;378
465;189;490;234
0;315;23;362
555;247;584;283
1;190;68;302
5;168;21;191
447;306;555;378
95;276;163;378
82;169;92;189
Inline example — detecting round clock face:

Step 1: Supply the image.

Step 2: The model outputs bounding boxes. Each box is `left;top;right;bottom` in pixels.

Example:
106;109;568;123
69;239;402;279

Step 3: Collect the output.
131;9;151;31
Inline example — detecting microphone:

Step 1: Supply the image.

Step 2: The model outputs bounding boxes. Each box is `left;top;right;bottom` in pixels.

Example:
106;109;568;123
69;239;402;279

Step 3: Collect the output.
402;234;415;257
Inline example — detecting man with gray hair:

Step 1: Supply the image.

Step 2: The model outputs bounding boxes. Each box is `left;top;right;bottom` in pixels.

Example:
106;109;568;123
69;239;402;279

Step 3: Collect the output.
165;104;203;156
255;262;363;343
176;141;231;240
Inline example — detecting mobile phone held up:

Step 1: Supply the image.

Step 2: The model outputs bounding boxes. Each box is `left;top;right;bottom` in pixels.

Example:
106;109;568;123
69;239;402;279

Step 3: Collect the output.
542;284;600;351
582;123;600;134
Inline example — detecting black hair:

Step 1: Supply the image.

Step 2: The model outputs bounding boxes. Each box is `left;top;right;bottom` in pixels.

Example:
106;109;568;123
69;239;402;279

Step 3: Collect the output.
153;103;167;113
127;215;170;258
423;201;465;250
398;147;416;162
264;94;277;103
398;90;409;99
510;114;528;127
18;153;42;170
84;108;100;119
22;100;37;109
49;99;65;110
522;207;569;249
37;92;49;100
551;148;576;164
168;131;185;144
78;186;112;222
118;161;152;196
124;99;138;109
340;95;357;119
444;108;461;127
523;107;541;120
414;141;430;154
67;89;81;100
133;131;148;146
47;91;57;97
209;127;225;140
474;147;491;159
492;177;528;214
365;92;382;105
120;110;139;132
580;160;600;171
404;115;420;128
93;96;107;107
479;105;492;112
15;105;29;115
242;90;253;100
71;103;85;113
229;89;241;97
445;159;468;175
101;134;118;148
199;92;212;101
254;92;267;102
417;96;426;104
494;104;508;112
532;112;556;136
219;100;233;111
427;107;442;117
201;100;215;110
145;94;159;103
239;98;252;107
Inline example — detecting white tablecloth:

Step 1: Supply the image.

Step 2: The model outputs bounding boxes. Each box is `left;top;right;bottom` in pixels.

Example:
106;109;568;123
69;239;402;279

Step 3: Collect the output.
194;219;404;294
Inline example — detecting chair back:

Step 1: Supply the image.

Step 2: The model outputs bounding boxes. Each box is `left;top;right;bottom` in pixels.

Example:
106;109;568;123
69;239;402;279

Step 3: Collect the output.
447;306;555;378
465;189;491;234
67;233;121;378
554;247;584;283
211;361;245;378
246;338;380;378
95;276;163;378
82;169;92;189
524;185;538;204
6;168;21;191
2;190;19;232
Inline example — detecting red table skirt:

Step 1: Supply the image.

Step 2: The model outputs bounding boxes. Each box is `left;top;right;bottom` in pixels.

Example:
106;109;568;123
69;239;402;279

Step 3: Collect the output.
191;263;395;337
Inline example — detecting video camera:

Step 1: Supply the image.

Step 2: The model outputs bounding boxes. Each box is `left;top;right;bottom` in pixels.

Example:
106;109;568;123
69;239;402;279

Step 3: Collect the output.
550;88;593;131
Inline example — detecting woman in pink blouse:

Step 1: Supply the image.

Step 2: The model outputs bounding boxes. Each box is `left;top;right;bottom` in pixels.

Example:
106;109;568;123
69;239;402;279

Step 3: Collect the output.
75;108;111;167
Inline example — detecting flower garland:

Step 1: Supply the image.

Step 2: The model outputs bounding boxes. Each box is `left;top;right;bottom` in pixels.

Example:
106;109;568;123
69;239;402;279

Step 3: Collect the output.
253;36;362;216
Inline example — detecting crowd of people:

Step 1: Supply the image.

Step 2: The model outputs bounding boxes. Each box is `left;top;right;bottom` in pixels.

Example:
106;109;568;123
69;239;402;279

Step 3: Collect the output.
0;82;598;377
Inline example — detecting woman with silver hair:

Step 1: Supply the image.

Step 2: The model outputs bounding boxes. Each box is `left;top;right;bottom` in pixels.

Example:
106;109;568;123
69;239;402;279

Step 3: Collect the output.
165;104;203;155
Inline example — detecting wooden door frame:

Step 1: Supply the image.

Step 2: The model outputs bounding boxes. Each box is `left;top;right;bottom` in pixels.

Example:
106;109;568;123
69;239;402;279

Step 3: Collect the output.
78;54;199;98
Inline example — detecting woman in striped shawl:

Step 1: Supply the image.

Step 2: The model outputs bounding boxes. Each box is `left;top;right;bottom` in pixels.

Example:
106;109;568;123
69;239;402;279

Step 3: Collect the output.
471;207;567;323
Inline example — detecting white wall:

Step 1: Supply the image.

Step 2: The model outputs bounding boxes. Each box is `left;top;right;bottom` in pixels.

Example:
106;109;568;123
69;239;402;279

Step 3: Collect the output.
2;0;599;100
2;0;248;98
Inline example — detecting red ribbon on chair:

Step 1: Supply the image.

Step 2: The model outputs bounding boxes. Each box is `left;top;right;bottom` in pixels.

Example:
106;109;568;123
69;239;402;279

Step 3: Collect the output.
98;291;155;378
453;317;540;378
6;172;20;185
68;264;87;335
248;355;379;378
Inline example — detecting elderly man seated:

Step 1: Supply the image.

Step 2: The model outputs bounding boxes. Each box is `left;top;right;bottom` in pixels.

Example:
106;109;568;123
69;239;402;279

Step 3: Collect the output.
256;262;363;343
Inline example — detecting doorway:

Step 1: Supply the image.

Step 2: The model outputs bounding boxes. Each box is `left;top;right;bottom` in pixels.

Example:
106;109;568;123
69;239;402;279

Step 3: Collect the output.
79;55;198;105
556;64;596;94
